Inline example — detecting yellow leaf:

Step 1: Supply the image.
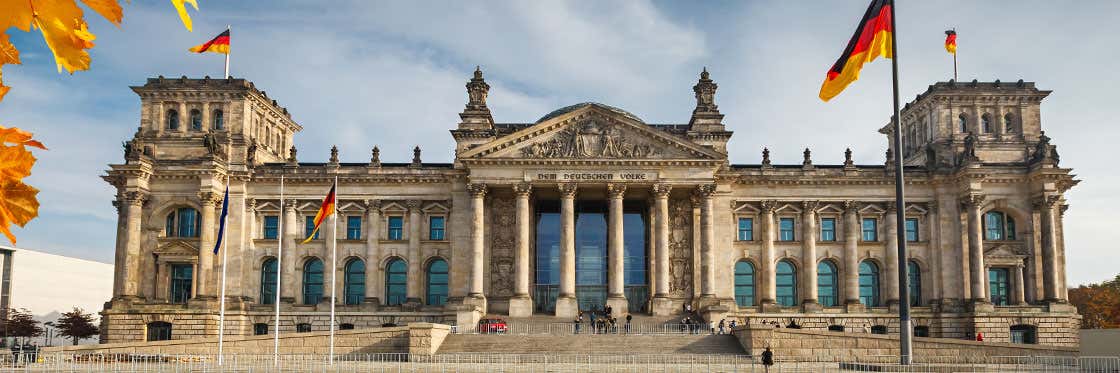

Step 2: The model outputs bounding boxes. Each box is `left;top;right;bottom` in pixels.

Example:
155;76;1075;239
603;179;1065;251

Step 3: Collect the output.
79;0;123;26
0;32;18;102
0;0;34;32
0;145;34;181
171;0;198;32
0;126;47;150
0;178;40;244
30;0;97;74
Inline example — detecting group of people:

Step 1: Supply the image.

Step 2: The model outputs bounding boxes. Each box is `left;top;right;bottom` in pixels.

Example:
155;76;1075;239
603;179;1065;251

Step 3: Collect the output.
8;342;40;365
573;305;632;334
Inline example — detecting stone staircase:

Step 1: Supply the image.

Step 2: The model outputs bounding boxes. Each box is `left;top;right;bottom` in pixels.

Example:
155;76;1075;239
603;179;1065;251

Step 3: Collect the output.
436;333;746;355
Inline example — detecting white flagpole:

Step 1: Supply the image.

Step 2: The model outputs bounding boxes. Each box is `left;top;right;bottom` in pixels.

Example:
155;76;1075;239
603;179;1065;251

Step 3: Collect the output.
274;174;284;367
329;176;338;364
217;188;229;366
224;25;231;79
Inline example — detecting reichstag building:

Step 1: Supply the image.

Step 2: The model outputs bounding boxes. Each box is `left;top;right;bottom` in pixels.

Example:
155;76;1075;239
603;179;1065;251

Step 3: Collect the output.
102;69;1079;346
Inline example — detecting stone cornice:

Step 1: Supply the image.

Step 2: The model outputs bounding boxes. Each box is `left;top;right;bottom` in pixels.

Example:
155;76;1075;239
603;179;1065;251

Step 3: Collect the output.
461;158;724;167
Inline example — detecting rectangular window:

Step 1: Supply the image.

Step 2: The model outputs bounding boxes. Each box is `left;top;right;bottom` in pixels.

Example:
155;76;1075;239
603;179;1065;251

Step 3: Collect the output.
820;218;836;241
862;218;878;242
304;216;320;240
779;218;795;241
737;218;753;241
989;268;1010;306
346;216;362;240
169;264;193;303
263;216;279;239
429;216;446;240
905;218;919;242
388;216;404;240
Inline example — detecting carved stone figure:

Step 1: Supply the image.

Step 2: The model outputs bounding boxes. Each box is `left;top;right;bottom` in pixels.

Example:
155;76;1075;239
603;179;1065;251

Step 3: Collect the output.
202;131;219;155
246;140;258;165
520;120;662;159
668;198;693;297
489;195;516;297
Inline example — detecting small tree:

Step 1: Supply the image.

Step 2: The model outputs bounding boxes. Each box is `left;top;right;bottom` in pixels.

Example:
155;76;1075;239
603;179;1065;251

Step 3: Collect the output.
55;308;99;345
4;308;42;344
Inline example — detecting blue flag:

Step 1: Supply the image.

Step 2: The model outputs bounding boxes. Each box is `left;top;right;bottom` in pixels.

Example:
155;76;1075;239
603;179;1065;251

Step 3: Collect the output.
213;185;229;254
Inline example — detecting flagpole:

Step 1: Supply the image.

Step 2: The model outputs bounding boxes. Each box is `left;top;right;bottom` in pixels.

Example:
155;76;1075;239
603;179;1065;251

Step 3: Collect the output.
951;28;958;81
888;0;913;366
224;25;231;78
329;175;338;365
217;186;230;366
274;173;284;367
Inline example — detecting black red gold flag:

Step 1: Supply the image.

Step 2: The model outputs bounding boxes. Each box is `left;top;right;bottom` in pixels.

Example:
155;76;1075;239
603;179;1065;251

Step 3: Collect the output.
818;0;894;101
945;30;957;54
189;29;231;54
301;185;336;244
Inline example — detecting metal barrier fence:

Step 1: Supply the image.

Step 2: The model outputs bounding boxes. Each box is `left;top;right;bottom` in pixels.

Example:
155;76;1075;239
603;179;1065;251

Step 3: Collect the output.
0;353;1116;372
455;323;728;335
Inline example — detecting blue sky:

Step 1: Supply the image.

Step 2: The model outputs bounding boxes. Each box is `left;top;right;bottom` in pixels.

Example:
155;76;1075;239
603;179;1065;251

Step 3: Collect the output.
1;0;1118;286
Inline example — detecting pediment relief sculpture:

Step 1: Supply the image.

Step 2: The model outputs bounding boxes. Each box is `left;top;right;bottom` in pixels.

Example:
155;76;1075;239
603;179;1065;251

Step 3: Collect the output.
520;120;665;159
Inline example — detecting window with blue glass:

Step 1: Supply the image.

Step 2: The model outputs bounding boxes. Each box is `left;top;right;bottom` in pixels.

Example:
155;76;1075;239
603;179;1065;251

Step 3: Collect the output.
737;218;753;241
905;218;919;242
165;207;200;238
908;260;921;306
429;216;445;240
622;207;648;314
169;264;193;303
302;258;324;305
734;261;755;307
779;218;795;241
820;218;836;241
1010;325;1037;344
387;216;404;240
260;258;277;304
263;216;279;239
983;211;1016;241
304;216;319;240
859;260;880;306
166;109;179;130
344;259;365;305
818;261;839;307
211;109;224;130
190;109;202;131
427;259;449;305
862;218;878;242
989;268;1010;306
147;322;172;341
346;216;362;240
775;260;797;307
385;258;407;305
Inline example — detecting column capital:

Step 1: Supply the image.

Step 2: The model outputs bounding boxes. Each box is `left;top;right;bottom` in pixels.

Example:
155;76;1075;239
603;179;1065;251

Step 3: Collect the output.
284;198;299;211
122;191;149;206
801;200;820;215
513;182;533;197
607;183;627;199
885;203;898;214
959;193;986;209
842;200;860;214
467;183;488;198
198;191;223;207
406;199;423;211
558;182;578;198
1031;194;1061;209
246;198;257;212
652;183;672;198
364;198;382;211
760;200;778;213
692;184;716;199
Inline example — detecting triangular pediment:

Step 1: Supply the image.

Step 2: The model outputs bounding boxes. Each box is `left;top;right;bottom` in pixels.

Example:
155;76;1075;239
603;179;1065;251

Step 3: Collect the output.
460;105;722;161
155;240;199;257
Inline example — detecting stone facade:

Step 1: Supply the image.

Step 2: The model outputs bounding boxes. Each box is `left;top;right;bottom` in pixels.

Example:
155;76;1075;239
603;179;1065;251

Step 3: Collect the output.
102;71;1080;347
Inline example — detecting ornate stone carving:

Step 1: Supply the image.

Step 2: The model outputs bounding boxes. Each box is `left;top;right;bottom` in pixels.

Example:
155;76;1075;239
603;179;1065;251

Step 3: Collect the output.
607;183;627;199
370;146;381;168
466;183;488;198
405;199;422;211
363;199;382;211
287;146;298;164
760;200;777;213
668;198;693;297
513;183;533;197
959;194;986;209
411;146;422;168
123;191;149;206
693;184;715;199
761;148;772;168
246;140;258;166
489;194;516;297
843;200;860;214
803;148;812;166
199;191;222;206
843;148;855;168
802;200;820;214
520;120;661;159
1032;194;1061;209
329;145;339;164
558;183;578;198
652;183;672;198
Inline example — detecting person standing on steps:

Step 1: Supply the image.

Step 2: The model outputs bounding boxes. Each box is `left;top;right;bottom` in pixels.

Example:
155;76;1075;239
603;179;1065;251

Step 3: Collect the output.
718;319;726;335
761;346;775;372
573;317;581;334
625;313;632;334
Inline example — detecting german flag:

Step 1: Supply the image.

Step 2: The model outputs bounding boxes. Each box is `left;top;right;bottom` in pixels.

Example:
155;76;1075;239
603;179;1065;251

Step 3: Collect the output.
189;29;230;54
301;184;336;244
819;0;894;102
945;30;957;54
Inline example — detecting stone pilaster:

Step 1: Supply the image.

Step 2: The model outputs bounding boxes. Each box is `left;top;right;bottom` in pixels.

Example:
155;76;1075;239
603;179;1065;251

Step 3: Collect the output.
843;201;861;308
695;184;716;301
759;200;778;311
801;201;820;311
651;183;674;315
606;183;629;315
1013;263;1027;305
465;183;488;311
509;183;534;317
555;183;579;318
1035;195;1063;302
118;191;148;299
281;199;298;303
363;199;381;306
961;194;988;304
884;205;900;306
197;191;221;299
406;199;423;304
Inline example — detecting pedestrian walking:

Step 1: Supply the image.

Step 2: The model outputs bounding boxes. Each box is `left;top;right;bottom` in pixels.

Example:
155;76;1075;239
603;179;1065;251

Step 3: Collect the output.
574;318;581;334
719;319;726;335
625;313;632;334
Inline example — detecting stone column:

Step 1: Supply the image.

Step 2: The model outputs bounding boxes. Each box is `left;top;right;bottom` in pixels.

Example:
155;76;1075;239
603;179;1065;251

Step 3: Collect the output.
962;194;988;303
1013;263;1026;305
364;199;381;305
606;184;629;314
884;206;900;306
1036;195;1062;302
760;200;777;307
843;201;861;307
466;184;488;310
696;184;716;301
281;199;298;303
119;191;148;299
801;201;820;310
556;183;579;318
178;102;187;133
651;183;674;315
509;183;534;317
197;191;220;298
406;199;423;304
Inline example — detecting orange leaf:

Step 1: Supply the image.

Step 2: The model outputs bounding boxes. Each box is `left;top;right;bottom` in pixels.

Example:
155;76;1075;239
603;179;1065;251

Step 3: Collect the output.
0;145;35;181
31;0;97;74
0;126;47;150
0;178;39;244
0;32;20;102
171;0;198;32
79;0;123;26
0;0;34;32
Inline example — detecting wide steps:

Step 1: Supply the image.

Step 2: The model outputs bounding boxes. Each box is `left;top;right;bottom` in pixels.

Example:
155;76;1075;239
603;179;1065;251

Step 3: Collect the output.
436;334;745;355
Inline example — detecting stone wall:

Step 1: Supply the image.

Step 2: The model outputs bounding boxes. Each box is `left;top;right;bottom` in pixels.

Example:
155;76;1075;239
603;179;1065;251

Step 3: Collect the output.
733;326;1078;362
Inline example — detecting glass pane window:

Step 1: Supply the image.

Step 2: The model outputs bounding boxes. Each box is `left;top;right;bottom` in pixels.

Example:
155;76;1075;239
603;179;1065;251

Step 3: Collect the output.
296;323;312;333
302;259;324;305
253;323;268;336
260;258;278;305
388;216;404;240
905;218;919;242
429;216;445;240
1010;325;1036;344
166;208;201;238
989;268;1010;306
385;259;407;305
344;259;365;305
305;216;320;240
346;216;362;240
167;110;179;130
147;322;172;341
779;218;795;241
984;211;1005;241
775;260;797;307
862;218;878;242
859;261;880;306
1006;217;1016;240
170;264;193;303
737;218;753;241
427;259;449;306
263;216;279;239
908;261;922;307
190;109;202;131
734;261;755;307
817;261;839;307
820;218;836;241
212;109;224;130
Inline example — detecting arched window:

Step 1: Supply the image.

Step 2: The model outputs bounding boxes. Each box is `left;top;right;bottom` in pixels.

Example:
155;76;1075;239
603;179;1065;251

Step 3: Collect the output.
1010;325;1037;344
344;258;365;305
957;114;967;133
1003;113;1015;134
385;258;407;306
189;109;202;131
859;260;880;306
983;211;1016;240
296;323;312;333
871;325;888;334
981;114;992;133
426;259;449;306
908;260;922;307
167;109;179;130
302;258;324;305
817;261;839;307
147;321;172;341
775;260;797;307
165;207;201;238
212;109;224;130
260;258;278;305
733;261;755;307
